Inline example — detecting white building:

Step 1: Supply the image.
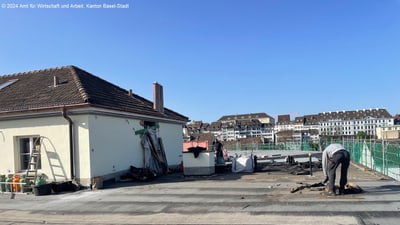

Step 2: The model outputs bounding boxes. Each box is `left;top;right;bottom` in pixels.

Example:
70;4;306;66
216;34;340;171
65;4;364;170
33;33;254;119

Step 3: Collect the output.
319;109;393;137
215;113;275;141
376;125;400;140
0;66;188;187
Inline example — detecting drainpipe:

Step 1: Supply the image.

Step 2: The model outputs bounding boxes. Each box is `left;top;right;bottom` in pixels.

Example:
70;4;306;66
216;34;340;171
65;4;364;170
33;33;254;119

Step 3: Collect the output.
62;107;75;180
0;131;4;142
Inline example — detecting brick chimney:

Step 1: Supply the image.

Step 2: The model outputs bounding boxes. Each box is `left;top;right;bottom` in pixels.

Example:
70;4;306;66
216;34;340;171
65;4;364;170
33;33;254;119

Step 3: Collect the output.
153;82;164;114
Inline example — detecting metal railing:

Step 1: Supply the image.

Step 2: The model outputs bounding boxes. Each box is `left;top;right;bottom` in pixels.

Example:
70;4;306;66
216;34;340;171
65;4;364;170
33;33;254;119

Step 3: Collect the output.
0;181;29;194
220;141;320;152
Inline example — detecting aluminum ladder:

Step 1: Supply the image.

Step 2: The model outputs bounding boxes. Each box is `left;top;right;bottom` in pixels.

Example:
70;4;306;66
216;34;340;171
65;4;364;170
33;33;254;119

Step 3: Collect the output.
25;137;43;187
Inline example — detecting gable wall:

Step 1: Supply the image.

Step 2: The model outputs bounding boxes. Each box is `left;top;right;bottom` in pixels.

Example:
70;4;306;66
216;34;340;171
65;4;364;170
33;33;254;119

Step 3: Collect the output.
0;113;185;187
85;115;142;185
85;115;184;185
157;122;185;166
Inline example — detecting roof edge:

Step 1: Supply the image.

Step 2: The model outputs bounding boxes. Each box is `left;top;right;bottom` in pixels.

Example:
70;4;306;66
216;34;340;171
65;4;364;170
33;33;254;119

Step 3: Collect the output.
68;66;90;102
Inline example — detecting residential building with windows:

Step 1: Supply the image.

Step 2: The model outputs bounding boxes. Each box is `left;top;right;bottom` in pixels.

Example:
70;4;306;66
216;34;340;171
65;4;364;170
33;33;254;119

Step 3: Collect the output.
319;109;393;137
214;113;275;141
0;66;188;187
294;114;320;141
376;125;400;140
185;109;396;144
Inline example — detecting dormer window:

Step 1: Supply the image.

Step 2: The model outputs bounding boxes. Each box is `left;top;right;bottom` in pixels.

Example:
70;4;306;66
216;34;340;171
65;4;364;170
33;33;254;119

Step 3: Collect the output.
0;79;18;90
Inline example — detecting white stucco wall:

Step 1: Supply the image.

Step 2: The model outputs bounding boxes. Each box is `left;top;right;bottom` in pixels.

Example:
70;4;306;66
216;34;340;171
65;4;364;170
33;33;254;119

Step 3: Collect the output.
86;115;143;182
158;122;184;167
0;112;185;187
70;114;90;184
0;117;71;181
85;115;185;184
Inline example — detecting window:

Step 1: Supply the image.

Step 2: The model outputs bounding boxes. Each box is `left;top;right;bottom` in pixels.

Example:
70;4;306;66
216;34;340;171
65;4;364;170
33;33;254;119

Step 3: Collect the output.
0;79;18;90
18;136;41;171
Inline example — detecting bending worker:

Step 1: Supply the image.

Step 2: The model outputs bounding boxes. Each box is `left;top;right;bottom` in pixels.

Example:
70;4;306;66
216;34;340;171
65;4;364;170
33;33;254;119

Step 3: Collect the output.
214;139;224;164
322;143;351;196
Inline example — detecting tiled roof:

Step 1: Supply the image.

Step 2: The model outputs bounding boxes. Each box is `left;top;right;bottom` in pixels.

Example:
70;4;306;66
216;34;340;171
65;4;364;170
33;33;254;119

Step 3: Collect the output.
239;119;262;129
209;121;222;131
294;116;304;124
190;133;215;144
277;114;291;124
303;114;320;125
0;66;188;122
218;112;274;122
318;109;392;121
186;121;211;133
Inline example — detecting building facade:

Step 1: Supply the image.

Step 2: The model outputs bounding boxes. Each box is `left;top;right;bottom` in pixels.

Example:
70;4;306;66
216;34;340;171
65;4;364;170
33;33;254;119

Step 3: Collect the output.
186;109;395;144
319;109;393;137
215;113;275;141
0;66;188;187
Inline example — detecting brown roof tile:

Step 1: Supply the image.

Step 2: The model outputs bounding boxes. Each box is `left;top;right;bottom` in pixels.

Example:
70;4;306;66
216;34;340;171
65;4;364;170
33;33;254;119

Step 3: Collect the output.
0;66;188;122
218;112;274;122
318;109;392;121
277;114;291;124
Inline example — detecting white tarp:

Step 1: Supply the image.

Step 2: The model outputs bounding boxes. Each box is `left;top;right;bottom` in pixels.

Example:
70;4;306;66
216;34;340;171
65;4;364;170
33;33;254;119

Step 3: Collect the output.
232;155;254;173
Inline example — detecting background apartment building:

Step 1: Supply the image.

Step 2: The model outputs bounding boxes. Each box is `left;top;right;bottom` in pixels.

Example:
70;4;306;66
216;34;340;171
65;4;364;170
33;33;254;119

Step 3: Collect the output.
185;108;396;144
215;113;275;141
184;113;275;142
318;108;393;138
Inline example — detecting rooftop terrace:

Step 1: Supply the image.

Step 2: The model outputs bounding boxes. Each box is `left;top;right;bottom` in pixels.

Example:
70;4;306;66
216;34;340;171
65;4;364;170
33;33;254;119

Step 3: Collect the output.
1;150;399;225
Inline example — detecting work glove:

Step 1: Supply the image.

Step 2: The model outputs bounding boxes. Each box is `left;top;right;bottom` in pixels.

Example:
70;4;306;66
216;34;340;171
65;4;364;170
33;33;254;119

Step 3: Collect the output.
323;176;329;184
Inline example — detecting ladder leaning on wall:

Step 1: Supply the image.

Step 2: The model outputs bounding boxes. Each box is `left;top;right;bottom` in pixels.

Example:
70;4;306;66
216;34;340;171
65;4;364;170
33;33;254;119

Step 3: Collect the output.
25;137;43;187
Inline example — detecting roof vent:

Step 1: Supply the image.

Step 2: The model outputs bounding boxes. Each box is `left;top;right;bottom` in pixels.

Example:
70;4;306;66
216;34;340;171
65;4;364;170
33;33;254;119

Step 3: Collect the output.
128;89;132;96
53;76;59;87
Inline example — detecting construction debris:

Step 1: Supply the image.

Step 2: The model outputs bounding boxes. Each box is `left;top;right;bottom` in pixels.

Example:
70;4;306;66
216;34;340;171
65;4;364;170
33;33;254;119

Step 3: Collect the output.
344;182;363;194
290;182;325;193
127;166;156;181
291;181;363;194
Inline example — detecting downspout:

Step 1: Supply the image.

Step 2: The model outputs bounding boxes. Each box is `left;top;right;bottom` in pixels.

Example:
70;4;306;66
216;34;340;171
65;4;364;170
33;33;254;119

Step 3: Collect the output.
0;131;4;142
62;107;75;180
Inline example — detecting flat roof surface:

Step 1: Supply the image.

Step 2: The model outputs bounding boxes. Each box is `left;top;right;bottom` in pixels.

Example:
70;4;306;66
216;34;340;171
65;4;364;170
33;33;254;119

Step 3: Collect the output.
1;151;400;225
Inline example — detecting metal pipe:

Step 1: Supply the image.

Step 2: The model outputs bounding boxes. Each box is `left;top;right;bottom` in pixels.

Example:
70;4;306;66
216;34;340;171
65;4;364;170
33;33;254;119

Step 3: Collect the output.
0;130;4;142
62;107;75;180
308;152;313;176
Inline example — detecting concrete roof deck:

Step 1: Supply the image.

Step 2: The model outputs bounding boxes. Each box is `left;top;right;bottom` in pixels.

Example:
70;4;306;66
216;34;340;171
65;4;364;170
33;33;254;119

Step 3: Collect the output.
1;151;400;225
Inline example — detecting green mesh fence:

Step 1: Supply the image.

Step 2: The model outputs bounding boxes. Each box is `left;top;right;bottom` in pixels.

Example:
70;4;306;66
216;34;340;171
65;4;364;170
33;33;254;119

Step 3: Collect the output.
342;140;400;180
220;140;400;180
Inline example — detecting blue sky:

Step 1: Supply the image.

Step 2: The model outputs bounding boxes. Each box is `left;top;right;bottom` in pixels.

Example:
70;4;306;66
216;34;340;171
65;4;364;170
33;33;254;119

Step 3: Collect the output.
1;0;399;123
